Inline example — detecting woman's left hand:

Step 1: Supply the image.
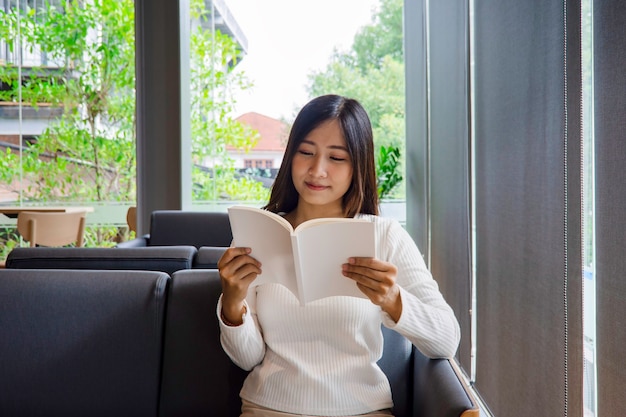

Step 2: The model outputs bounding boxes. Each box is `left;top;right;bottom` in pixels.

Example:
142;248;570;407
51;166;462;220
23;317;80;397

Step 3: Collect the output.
342;257;402;321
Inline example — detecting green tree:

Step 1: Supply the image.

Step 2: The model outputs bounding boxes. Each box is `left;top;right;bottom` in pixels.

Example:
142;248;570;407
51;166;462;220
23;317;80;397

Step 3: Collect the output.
0;0;136;203
0;0;265;249
307;0;405;198
189;0;268;202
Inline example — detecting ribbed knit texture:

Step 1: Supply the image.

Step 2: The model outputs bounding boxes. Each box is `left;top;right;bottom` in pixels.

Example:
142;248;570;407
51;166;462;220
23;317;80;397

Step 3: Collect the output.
218;215;460;416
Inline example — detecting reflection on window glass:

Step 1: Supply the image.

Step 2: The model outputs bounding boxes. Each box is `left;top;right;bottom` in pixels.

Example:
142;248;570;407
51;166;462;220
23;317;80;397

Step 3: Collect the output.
190;0;406;220
582;0;596;415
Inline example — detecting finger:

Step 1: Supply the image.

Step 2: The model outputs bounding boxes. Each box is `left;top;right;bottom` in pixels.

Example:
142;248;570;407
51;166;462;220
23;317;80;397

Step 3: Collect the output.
218;248;261;270
221;259;262;283
343;266;397;295
221;263;262;294
218;247;252;266
235;263;263;280
342;263;383;281
342;267;378;287
347;257;390;272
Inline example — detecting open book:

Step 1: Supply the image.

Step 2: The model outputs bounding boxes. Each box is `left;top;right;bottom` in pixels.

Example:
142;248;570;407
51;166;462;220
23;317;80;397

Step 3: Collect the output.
227;206;376;305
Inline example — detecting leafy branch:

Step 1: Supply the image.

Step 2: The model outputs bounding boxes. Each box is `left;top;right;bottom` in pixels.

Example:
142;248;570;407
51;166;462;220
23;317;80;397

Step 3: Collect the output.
376;145;402;199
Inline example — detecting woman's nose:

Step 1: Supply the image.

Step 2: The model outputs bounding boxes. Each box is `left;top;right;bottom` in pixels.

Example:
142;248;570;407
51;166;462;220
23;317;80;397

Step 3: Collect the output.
308;156;327;177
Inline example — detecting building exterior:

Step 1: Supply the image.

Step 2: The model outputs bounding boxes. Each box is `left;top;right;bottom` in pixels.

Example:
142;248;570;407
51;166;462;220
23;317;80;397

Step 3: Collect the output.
229;112;288;174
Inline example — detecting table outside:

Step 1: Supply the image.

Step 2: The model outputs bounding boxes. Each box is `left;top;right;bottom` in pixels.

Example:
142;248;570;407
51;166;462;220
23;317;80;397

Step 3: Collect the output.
0;206;95;219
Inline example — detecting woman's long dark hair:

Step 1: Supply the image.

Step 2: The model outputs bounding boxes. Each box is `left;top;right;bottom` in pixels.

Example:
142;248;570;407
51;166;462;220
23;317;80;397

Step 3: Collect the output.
263;94;379;217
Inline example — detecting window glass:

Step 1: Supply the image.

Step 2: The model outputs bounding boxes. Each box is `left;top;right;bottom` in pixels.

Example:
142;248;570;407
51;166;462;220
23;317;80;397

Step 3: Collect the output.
582;0;596;415
189;0;406;225
0;0;406;258
0;0;136;254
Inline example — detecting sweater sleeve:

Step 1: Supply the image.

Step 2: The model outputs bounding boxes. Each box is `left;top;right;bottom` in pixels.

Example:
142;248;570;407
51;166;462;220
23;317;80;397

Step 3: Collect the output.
217;289;266;370
378;218;461;359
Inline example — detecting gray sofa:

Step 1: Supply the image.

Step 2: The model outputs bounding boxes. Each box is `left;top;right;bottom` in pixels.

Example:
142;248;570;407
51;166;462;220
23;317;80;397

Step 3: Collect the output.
117;210;233;249
5;245;198;275
114;209;233;269
5;243;228;272
0;268;478;417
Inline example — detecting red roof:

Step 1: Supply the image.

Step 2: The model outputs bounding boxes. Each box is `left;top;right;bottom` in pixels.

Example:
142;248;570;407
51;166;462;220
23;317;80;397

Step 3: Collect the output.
234;112;289;152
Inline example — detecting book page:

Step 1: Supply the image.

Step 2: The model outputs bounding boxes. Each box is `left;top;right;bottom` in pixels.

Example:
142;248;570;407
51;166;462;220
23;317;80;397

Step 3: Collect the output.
293;216;353;232
293;220;375;304
227;207;299;298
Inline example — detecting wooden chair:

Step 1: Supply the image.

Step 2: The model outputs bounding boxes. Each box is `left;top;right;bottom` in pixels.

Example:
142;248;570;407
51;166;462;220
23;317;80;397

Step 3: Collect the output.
126;206;137;233
16;211;87;247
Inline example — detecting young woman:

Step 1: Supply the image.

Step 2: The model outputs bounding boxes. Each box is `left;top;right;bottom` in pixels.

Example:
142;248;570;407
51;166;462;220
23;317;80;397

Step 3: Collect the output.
217;94;460;417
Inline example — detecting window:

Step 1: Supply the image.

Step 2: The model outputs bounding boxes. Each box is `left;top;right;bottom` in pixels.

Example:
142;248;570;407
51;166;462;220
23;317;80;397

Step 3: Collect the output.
244;159;273;169
582;0;596;414
0;0;137;255
1;0;407;246
189;0;406;214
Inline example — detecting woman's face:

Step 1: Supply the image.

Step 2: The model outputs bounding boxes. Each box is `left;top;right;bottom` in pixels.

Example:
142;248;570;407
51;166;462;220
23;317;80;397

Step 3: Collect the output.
291;119;353;215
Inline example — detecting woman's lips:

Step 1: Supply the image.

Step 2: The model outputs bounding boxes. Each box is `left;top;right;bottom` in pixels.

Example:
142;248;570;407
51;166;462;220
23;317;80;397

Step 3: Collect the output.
305;182;328;191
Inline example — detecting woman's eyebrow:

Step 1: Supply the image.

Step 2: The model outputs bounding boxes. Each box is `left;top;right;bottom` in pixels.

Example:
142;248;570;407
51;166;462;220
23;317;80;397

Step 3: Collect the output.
301;139;348;151
328;145;349;151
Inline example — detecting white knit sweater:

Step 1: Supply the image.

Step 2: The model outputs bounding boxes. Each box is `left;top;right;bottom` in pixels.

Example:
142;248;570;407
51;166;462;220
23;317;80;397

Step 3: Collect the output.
218;214;460;416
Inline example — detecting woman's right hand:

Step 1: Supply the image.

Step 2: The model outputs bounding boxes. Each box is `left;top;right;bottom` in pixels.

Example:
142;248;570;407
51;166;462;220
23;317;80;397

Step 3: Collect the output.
217;247;262;325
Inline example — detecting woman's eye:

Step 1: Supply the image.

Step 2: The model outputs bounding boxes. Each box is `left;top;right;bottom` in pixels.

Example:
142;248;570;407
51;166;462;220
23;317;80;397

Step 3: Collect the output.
330;156;347;162
298;149;313;156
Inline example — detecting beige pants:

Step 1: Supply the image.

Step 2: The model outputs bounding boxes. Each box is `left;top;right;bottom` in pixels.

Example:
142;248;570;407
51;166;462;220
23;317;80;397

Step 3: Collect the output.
240;398;394;417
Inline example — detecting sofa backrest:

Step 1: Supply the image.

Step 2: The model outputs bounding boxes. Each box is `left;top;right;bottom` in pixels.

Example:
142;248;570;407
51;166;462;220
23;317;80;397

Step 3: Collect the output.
0;269;170;417
148;210;233;249
0;268;475;417
159;269;247;417
159;269;414;417
5;246;197;276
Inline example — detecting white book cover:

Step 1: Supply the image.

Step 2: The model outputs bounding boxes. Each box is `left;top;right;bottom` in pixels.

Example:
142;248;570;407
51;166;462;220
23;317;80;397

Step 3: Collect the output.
227;206;376;305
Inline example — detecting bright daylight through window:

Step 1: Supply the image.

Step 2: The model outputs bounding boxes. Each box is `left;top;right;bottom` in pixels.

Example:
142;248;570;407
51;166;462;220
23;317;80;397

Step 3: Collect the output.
191;0;406;223
581;0;596;415
0;0;406;255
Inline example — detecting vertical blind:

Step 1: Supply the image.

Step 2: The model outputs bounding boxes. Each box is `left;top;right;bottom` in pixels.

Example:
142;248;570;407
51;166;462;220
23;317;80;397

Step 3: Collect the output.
428;0;473;373
593;0;626;415
473;1;583;415
405;0;473;373
406;0;584;415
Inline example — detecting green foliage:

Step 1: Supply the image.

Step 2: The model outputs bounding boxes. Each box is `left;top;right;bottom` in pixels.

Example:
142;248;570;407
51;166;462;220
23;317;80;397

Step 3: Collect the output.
0;0;266;247
351;0;404;72
82;225;122;248
192;167;269;203
0;227;20;260
0;0;136;205
306;0;406;198
188;0;264;201
376;145;403;200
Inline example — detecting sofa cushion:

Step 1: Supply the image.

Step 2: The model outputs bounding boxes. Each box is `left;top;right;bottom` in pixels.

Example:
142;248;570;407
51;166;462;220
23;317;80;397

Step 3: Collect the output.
0;269;170;417
192;246;228;269
148;210;233;248
5;246;197;276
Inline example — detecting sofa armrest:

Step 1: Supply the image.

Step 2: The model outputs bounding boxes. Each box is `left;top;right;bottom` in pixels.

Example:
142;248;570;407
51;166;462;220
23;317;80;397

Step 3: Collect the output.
116;234;150;247
413;351;479;417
